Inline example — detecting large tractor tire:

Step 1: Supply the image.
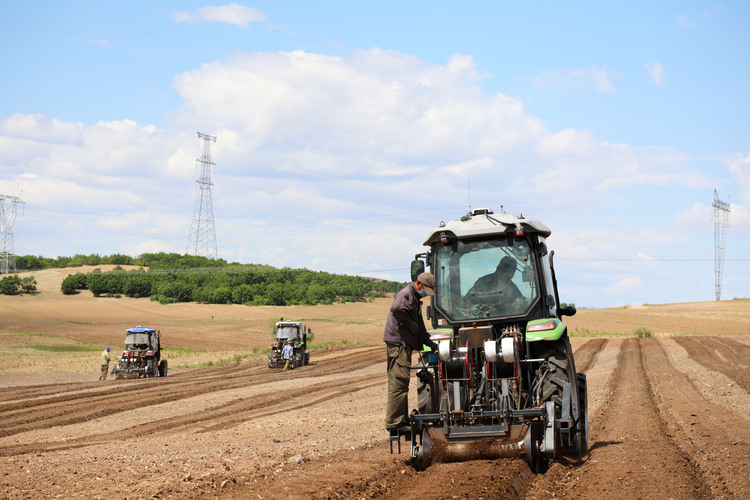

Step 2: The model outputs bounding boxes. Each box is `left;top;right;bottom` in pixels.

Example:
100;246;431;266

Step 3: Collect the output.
538;336;587;460
158;359;168;377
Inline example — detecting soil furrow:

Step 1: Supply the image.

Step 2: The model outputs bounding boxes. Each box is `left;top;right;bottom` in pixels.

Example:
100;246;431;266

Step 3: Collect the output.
572;337;607;373
527;338;712;499
0;376;386;457
642;337;750;498
0;348;383;438
0;353;385;456
673;336;750;392
0;346;384;404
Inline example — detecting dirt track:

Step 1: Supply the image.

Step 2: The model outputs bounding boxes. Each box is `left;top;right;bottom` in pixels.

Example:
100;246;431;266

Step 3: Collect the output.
2;336;750;499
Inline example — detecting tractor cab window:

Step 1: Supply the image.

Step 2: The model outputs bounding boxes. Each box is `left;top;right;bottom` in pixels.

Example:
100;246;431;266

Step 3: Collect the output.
275;326;299;341
125;333;151;350
435;238;539;321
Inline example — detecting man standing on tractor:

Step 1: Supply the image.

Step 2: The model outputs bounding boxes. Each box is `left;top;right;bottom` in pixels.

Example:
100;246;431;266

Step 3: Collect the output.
282;341;294;372
99;346;112;381
383;272;438;436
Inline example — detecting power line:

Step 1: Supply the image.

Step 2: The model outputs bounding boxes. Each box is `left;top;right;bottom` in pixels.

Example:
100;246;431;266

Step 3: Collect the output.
557;257;749;262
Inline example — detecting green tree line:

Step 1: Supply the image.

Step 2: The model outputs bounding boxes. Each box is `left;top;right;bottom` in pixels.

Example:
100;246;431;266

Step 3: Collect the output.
47;252;406;306
0;275;37;295
15;252;227;271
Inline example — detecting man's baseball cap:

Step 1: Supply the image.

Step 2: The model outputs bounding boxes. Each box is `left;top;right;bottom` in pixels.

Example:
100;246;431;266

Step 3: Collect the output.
105;346;110;350
417;272;436;296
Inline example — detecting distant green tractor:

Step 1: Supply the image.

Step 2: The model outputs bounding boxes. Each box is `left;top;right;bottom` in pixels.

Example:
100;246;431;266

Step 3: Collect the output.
267;320;310;369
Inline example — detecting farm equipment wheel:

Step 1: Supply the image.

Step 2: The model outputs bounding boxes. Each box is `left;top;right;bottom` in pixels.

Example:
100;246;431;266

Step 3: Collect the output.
576;372;589;457
539;336;587;459
524;421;548;473
158;359;168;377
414;427;432;470
304;352;310;365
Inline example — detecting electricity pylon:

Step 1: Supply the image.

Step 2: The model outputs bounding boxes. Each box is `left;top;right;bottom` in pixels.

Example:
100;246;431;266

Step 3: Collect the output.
712;189;730;301
186;132;218;260
0;194;24;274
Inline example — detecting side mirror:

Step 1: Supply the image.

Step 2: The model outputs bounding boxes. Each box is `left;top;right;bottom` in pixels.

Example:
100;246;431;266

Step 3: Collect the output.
559;305;577;317
410;260;425;282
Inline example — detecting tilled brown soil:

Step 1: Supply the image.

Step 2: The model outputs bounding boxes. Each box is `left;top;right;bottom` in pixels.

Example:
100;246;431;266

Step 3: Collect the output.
2;336;750;499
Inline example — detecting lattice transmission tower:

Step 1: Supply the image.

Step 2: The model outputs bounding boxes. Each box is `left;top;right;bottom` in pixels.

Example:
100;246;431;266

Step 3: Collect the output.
186;132;218;260
712;189;730;301
0;194;25;275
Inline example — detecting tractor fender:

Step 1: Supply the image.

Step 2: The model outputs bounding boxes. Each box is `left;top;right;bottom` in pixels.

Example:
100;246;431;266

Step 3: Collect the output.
525;318;566;342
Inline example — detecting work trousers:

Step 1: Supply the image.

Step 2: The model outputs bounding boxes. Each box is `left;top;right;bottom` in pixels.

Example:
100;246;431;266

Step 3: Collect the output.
385;343;412;429
99;364;109;381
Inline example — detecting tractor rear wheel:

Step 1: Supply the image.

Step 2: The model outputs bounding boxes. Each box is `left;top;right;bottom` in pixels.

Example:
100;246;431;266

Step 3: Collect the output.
158;359;168;377
538;336;587;459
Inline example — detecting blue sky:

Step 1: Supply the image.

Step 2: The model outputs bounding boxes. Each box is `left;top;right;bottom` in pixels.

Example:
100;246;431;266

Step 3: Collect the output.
1;1;748;308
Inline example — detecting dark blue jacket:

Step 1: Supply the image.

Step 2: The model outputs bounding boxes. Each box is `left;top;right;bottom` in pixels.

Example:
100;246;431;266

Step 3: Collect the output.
383;284;437;351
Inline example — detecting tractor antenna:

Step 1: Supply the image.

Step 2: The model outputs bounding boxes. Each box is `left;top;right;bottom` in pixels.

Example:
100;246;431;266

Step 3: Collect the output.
712;189;730;301
186;132;218;260
0;194;25;274
467;176;471;211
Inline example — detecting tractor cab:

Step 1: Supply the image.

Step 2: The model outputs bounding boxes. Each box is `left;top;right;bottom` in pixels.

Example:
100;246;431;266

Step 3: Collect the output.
112;326;167;379
268;320;310;369
275;323;303;342
125;331;154;351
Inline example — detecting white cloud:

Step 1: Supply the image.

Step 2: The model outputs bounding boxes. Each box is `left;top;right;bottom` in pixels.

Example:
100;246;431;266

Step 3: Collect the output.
2;48;740;306
529;66;618;95
674;202;711;226
172;4;266;29
604;276;642;293
0;113;83;144
677;15;698;28
123;239;177;257
644;60;666;87
170;49;549;175
729;154;750;203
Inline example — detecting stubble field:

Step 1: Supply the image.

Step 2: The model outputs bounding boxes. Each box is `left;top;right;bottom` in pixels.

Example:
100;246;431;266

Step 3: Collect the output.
1;267;749;499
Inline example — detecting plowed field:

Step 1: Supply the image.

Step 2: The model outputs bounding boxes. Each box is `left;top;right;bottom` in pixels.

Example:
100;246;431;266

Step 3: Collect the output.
1;269;750;499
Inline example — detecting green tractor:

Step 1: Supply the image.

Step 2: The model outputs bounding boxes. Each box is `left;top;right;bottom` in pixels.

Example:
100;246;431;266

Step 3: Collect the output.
404;208;587;472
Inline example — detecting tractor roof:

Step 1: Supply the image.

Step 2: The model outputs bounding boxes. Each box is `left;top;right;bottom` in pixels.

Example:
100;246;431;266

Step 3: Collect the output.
276;321;302;328
423;208;551;245
125;326;157;334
